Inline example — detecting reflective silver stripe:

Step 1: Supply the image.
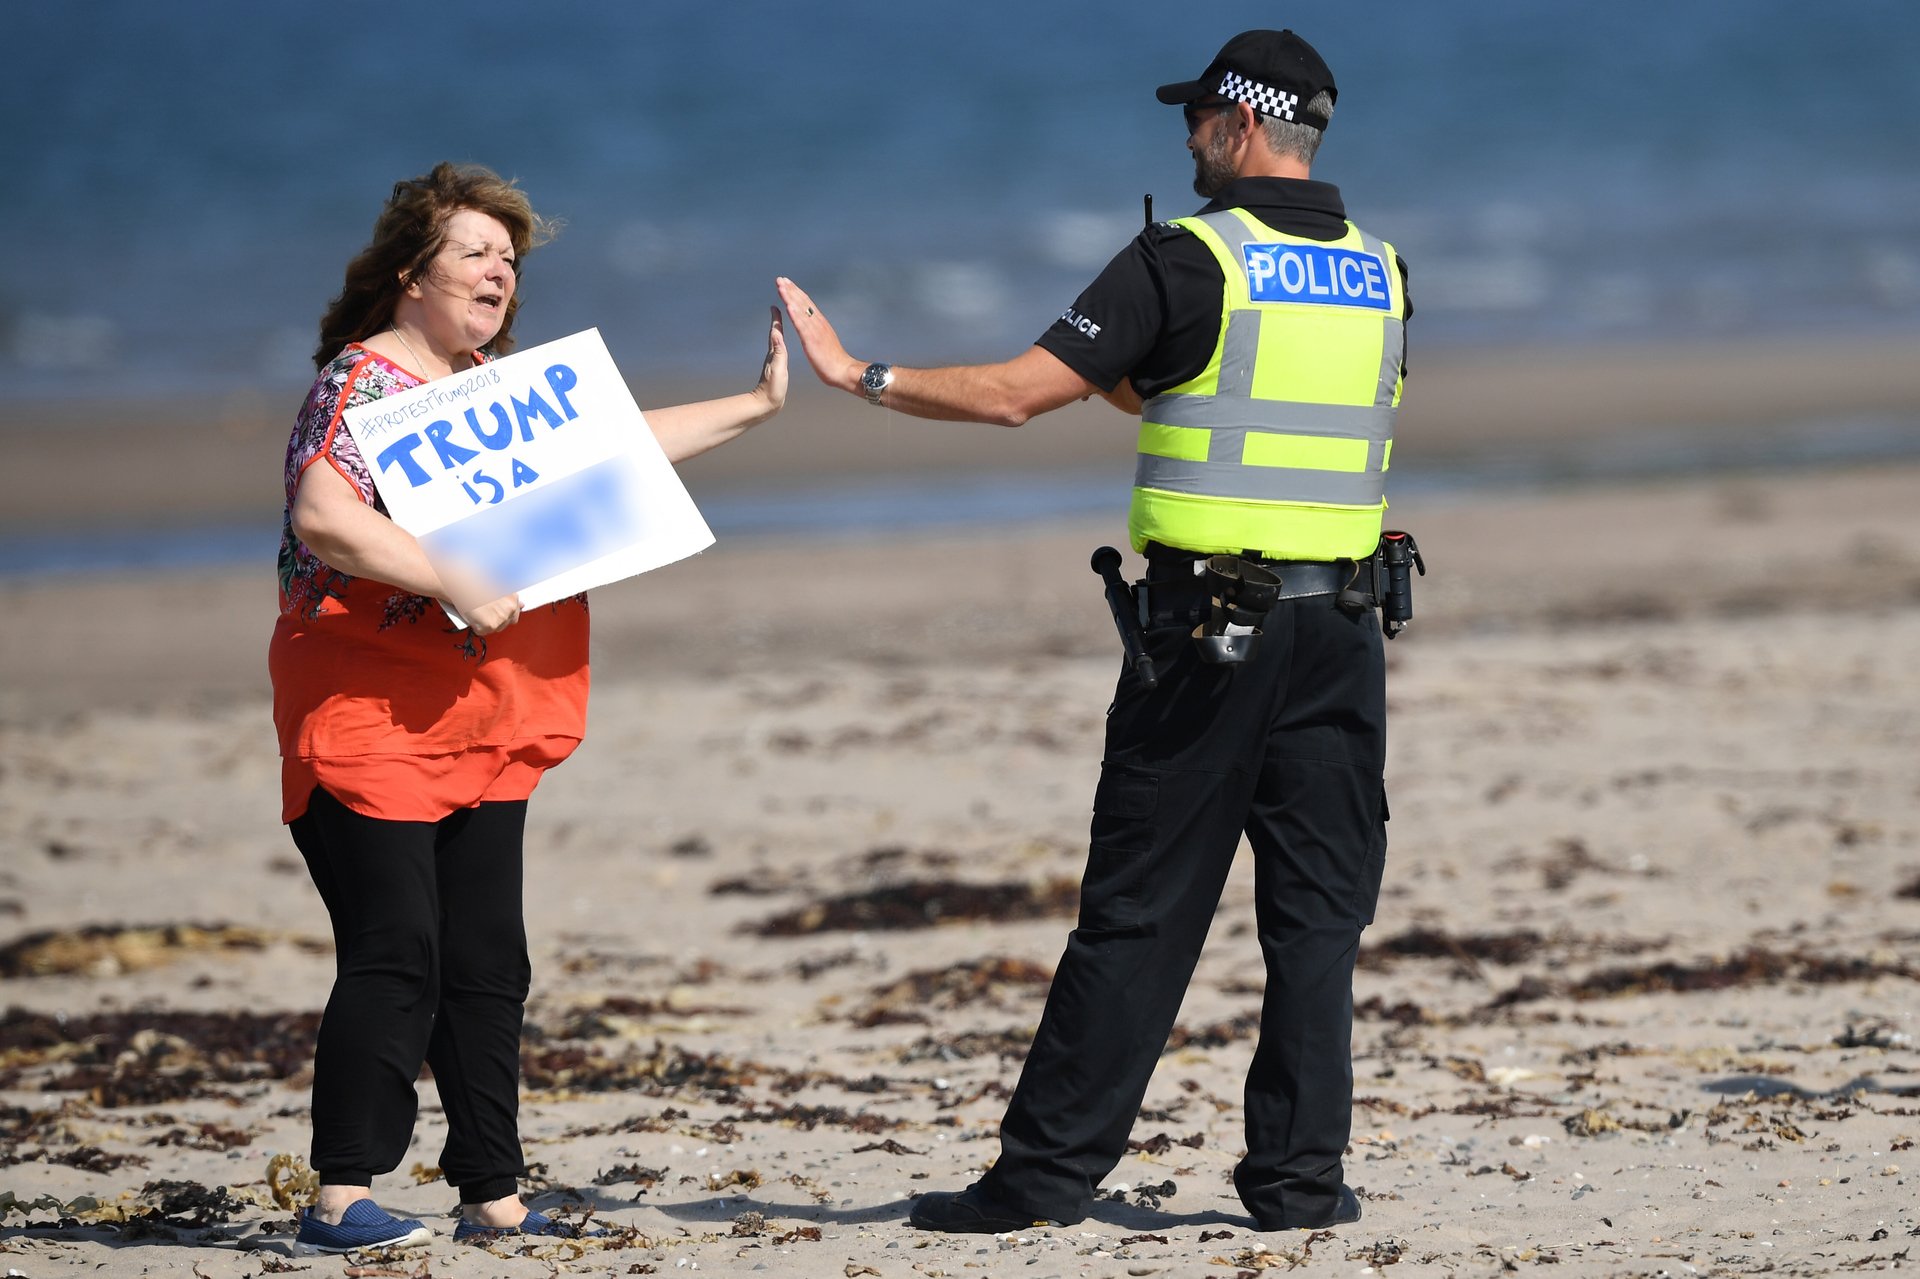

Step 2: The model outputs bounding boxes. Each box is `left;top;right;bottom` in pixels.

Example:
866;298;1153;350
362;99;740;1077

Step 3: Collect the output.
1134;454;1386;506
1143;395;1394;442
1209;426;1235;464
1378;315;1404;407
1355;227;1405;408
1218;308;1260;397
1195;209;1263;259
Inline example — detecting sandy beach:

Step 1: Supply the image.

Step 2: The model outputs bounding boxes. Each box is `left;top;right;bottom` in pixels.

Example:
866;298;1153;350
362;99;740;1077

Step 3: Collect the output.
3;338;1920;1276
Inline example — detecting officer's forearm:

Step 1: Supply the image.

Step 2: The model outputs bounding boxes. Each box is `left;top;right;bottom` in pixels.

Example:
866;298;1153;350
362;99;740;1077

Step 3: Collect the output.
877;366;1036;427
1100;378;1144;414
873;347;1098;429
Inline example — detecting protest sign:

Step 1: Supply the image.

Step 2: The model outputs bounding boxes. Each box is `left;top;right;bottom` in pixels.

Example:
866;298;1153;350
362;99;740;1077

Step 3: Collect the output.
342;329;713;620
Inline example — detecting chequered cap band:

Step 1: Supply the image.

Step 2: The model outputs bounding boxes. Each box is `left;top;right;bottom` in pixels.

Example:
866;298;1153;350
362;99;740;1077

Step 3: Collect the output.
1219;70;1301;122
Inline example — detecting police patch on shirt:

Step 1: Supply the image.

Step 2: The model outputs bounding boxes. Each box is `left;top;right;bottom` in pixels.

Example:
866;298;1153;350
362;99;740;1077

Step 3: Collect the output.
1240;243;1391;310
1059;307;1102;339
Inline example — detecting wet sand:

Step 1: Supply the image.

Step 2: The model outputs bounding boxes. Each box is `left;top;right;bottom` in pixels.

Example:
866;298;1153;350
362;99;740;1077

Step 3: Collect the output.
6;333;1920;530
2;336;1920;1275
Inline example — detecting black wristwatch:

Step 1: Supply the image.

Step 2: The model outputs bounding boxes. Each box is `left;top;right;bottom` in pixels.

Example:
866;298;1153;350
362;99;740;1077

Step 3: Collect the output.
860;361;894;406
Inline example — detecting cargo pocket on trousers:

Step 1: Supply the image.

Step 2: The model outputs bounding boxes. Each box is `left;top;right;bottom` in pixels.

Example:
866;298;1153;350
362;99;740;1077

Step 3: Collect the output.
1081;764;1159;931
1352;781;1389;926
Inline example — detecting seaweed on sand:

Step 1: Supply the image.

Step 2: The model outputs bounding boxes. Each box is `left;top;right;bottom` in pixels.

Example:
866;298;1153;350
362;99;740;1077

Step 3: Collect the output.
0;1007;320;1105
846;956;1052;1027
744;877;1078;936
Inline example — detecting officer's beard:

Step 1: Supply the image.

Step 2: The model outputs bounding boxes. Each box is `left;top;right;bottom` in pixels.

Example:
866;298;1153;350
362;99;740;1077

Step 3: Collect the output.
1191;128;1235;199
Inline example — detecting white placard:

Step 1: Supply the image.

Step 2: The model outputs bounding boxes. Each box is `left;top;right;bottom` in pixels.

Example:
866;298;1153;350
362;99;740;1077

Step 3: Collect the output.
342;329;713;617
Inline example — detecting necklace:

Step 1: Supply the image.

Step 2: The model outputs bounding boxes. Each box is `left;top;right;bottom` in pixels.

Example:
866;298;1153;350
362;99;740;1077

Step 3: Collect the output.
390;327;435;379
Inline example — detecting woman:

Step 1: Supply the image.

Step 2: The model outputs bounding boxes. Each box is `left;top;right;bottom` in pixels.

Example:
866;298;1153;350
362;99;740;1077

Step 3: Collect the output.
272;162;784;1253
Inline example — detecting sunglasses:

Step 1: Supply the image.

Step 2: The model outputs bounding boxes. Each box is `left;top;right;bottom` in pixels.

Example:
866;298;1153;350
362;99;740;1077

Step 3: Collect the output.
1183;99;1236;134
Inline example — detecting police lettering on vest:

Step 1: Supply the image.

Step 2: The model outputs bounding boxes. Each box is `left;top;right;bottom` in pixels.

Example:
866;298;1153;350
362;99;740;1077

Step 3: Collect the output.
1129;208;1406;562
1240;243;1390;310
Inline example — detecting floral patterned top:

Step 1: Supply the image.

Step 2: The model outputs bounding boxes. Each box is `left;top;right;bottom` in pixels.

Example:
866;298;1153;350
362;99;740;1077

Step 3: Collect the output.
269;344;590;824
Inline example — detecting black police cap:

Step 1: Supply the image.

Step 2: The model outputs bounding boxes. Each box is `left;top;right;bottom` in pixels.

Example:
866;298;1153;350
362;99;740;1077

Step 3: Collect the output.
1155;29;1336;130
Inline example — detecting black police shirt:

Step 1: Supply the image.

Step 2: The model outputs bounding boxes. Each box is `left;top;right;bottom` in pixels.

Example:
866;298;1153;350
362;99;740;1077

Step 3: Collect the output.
1035;176;1411;400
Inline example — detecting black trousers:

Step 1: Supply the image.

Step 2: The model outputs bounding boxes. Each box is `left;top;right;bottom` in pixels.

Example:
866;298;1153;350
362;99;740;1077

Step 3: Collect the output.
977;590;1388;1226
290;786;532;1205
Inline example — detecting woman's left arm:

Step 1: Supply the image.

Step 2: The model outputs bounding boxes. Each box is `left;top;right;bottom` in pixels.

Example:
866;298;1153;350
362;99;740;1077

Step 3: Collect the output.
645;308;787;464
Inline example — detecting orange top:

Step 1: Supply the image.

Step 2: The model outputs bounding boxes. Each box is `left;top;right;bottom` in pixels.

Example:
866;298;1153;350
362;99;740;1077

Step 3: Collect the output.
269;345;590;823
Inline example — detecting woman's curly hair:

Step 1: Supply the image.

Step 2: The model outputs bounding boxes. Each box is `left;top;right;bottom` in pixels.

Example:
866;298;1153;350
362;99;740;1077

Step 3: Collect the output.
314;161;556;369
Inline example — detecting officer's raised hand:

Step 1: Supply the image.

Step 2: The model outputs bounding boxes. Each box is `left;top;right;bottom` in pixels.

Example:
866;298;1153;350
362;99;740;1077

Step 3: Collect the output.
774;276;1099;427
774;277;861;393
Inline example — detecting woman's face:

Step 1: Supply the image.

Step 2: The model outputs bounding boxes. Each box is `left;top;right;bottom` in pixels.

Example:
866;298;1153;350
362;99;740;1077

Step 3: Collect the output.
408;208;518;351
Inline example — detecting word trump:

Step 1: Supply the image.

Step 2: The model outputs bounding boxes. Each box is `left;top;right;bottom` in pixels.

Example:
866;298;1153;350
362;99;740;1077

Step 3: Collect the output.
374;363;582;495
1240;243;1391;310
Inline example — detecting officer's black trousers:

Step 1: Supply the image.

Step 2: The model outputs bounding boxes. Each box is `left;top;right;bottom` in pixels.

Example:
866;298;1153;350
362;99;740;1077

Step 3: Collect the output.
977;592;1388;1227
290;786;532;1206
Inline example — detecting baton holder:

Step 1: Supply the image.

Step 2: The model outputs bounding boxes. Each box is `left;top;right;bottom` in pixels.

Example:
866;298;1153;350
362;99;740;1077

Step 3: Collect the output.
1193;556;1280;664
1091;546;1158;689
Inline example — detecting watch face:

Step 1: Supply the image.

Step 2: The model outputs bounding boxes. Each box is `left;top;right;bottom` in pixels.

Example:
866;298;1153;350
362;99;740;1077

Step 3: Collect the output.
862;363;889;391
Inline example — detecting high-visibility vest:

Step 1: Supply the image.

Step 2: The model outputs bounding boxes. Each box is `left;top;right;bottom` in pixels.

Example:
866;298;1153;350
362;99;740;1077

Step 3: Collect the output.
1129;207;1407;561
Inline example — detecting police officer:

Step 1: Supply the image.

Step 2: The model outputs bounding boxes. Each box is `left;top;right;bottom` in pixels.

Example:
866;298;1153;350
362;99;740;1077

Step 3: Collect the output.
777;27;1407;1234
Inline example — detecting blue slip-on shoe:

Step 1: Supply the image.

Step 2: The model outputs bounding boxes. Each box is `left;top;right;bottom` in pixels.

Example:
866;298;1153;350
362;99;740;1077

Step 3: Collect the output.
453;1208;609;1244
293;1199;433;1254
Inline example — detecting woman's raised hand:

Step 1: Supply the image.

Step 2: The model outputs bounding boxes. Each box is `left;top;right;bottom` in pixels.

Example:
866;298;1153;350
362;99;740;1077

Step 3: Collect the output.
753;305;788;415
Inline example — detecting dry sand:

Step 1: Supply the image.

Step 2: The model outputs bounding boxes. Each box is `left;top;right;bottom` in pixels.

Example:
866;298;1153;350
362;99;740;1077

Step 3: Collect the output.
3;349;1920;1275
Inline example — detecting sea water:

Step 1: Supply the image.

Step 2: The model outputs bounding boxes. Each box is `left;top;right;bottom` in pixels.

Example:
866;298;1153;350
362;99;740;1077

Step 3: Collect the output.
4;0;1917;567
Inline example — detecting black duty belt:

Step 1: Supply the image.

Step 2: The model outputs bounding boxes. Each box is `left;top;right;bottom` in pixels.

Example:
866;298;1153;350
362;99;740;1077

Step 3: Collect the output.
1144;544;1362;591
1115;533;1423;650
1139;556;1370;627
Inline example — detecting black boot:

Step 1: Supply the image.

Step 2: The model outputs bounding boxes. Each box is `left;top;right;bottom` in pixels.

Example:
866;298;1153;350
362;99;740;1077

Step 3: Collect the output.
909;1185;1078;1233
1252;1184;1362;1232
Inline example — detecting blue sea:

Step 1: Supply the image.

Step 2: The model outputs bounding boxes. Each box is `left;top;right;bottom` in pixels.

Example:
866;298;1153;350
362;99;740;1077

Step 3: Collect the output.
4;0;1918;567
